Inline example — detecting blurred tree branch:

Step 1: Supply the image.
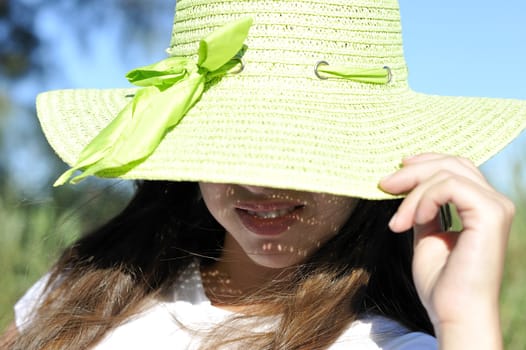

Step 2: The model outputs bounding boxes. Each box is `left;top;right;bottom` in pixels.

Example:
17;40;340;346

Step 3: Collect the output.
0;0;171;79
0;0;40;78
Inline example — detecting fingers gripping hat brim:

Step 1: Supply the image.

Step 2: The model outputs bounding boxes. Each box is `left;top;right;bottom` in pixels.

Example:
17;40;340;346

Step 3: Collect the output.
36;0;526;199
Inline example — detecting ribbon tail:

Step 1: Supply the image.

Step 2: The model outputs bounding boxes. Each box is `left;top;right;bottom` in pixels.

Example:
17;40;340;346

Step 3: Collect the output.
53;91;145;186
67;162;107;185
54;168;80;187
66;74;206;182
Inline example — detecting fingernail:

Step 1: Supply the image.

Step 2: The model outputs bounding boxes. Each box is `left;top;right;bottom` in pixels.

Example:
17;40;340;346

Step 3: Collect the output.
388;213;398;230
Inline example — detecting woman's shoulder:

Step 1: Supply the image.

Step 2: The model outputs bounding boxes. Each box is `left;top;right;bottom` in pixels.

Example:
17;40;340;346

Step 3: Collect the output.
330;314;437;349
14;274;51;330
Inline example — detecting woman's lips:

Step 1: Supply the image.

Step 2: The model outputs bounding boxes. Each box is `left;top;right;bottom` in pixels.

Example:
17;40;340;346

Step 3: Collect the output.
235;202;304;236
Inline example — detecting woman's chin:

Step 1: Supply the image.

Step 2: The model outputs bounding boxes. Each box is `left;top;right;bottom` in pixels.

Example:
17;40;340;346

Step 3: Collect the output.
246;251;308;270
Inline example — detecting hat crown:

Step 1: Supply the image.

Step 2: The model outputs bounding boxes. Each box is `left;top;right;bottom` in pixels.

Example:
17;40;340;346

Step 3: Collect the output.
167;0;408;90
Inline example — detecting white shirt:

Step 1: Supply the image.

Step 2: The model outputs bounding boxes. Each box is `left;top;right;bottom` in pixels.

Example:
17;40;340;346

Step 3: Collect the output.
15;262;437;349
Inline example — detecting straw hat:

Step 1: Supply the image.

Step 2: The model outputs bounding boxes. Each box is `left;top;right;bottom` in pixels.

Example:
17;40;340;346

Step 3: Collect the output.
36;0;526;199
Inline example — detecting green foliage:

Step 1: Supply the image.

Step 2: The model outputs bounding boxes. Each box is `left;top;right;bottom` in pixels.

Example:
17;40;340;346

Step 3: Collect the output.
0;191;79;328
501;206;526;349
500;163;526;349
0;180;130;331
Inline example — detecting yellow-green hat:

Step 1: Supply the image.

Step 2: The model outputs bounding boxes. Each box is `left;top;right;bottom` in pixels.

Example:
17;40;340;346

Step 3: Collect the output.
36;0;526;199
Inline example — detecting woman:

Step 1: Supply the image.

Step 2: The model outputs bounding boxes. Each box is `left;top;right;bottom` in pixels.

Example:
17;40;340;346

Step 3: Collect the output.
2;0;525;348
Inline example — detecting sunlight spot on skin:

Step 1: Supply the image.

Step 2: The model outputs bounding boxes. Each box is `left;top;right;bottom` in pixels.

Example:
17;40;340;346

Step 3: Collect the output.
262;242;273;251
305;218;319;226
200;267;244;298
218;208;229;219
226;186;235;197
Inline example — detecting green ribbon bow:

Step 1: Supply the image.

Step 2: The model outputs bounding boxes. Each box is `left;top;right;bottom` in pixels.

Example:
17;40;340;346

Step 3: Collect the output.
55;17;253;186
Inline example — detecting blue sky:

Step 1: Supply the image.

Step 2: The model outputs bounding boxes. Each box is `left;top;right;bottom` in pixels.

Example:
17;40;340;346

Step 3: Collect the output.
399;0;526;99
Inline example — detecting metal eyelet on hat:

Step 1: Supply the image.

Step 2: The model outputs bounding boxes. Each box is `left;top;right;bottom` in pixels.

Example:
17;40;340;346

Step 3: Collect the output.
314;60;330;80
383;66;393;84
230;58;245;74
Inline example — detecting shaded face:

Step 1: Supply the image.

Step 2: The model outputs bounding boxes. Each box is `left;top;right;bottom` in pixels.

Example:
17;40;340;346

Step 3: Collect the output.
199;183;358;269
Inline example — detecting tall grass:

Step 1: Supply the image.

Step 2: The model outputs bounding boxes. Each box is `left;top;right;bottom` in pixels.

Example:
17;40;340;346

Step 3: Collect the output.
500;164;526;349
502;207;526;348
0;194;80;328
0;180;130;329
0;178;525;348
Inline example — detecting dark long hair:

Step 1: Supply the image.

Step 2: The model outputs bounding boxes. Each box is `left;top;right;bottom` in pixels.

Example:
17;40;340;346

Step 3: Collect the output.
8;181;433;350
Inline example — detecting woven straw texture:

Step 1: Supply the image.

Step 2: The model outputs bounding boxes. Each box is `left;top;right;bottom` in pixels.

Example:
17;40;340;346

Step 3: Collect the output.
36;0;526;199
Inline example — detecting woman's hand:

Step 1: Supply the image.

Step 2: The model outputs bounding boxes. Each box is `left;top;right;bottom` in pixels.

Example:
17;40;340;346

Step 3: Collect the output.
379;153;515;350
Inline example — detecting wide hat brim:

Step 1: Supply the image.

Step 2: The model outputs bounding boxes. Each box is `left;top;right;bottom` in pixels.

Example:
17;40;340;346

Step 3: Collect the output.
37;76;526;199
